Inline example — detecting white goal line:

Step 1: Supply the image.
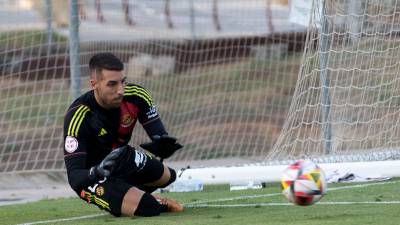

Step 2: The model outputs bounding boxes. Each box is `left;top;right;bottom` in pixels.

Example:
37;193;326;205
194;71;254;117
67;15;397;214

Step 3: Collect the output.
183;180;400;206
187;201;400;208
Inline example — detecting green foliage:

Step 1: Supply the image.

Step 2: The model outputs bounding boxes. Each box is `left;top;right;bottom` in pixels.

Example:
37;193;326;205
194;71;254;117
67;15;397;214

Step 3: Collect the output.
0;30;68;49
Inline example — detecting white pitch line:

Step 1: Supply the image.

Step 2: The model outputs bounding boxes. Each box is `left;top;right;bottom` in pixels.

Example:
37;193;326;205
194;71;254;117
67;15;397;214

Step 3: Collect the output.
328;180;400;191
183;193;282;205
18;180;400;225
184;180;400;206
186;201;400;208
15;213;107;225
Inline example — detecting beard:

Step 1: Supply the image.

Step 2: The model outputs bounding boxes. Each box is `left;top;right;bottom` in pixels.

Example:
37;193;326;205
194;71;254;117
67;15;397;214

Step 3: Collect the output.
95;90;123;109
107;97;123;108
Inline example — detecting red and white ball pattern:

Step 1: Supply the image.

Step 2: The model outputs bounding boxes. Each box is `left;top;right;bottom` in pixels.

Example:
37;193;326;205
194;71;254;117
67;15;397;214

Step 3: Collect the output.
281;160;327;206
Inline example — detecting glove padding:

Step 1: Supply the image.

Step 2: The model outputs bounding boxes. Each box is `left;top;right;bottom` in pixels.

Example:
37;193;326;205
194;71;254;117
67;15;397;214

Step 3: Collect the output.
88;146;129;180
140;134;183;159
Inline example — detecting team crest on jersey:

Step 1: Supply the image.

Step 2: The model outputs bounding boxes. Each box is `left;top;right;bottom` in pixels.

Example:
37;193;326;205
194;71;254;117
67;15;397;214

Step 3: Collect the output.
95;186;105;196
121;113;134;127
65;136;78;153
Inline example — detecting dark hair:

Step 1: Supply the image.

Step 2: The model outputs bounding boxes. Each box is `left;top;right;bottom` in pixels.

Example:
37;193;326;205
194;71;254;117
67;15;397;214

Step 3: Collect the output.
89;53;124;75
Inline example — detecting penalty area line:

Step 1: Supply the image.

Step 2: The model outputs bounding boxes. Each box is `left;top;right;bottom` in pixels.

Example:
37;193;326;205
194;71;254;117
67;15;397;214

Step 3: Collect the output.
16;213;107;225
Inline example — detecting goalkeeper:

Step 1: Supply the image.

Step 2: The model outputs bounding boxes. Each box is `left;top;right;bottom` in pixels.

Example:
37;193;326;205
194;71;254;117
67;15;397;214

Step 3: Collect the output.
63;53;183;217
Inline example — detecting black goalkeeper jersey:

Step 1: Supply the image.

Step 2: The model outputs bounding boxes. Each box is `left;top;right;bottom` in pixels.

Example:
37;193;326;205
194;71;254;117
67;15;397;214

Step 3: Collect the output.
63;83;166;193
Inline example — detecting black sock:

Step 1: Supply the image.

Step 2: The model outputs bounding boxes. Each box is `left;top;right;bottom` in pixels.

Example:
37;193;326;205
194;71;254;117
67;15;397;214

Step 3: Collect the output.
134;193;163;217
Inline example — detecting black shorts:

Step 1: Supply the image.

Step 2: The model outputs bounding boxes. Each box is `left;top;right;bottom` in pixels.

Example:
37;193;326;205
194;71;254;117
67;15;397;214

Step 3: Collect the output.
79;153;165;216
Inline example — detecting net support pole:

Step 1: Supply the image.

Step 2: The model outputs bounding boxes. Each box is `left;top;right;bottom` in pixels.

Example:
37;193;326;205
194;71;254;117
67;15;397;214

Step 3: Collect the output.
348;1;362;44
189;0;196;39
45;0;53;56
318;0;332;154
69;0;81;100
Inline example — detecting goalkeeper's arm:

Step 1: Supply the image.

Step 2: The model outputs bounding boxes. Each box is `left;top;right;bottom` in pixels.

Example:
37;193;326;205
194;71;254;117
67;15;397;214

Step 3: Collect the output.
65;154;95;193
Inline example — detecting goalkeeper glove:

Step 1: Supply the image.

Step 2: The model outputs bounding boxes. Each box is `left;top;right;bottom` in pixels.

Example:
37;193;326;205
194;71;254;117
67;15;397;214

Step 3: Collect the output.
88;146;127;180
140;134;183;159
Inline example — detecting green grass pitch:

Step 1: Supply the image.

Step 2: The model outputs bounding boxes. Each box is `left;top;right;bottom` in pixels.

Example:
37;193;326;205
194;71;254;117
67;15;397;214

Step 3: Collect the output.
2;179;400;225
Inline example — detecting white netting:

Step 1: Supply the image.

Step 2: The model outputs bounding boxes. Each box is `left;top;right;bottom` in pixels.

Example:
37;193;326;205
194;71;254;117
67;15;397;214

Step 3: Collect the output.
268;0;400;163
0;0;70;172
0;0;305;172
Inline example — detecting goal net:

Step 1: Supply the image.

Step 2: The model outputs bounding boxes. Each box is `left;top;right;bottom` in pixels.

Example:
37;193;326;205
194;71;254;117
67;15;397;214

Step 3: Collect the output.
269;0;400;164
0;0;302;173
1;0;399;177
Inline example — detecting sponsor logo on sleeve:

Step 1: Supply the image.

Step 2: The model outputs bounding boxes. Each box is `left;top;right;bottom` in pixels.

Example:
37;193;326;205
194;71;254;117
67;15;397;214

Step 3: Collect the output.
65;136;78;153
146;106;158;119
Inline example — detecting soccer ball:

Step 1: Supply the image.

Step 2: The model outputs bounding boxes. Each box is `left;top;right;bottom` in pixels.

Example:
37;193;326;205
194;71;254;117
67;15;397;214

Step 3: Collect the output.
281;160;327;206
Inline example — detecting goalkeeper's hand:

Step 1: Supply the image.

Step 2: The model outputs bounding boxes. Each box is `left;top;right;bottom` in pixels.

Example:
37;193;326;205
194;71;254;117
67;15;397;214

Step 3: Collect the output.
140;134;183;159
88;146;128;180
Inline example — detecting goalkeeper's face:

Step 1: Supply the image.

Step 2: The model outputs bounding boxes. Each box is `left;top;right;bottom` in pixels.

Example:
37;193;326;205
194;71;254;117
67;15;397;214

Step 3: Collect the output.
91;69;126;109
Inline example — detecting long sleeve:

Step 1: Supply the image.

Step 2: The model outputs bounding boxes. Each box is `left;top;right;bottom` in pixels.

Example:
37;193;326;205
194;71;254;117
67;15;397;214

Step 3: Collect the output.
63;104;93;193
64;154;94;193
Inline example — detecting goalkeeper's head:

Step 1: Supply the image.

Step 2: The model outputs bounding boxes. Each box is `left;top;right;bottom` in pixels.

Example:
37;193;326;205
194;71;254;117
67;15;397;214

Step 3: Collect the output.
89;53;127;109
